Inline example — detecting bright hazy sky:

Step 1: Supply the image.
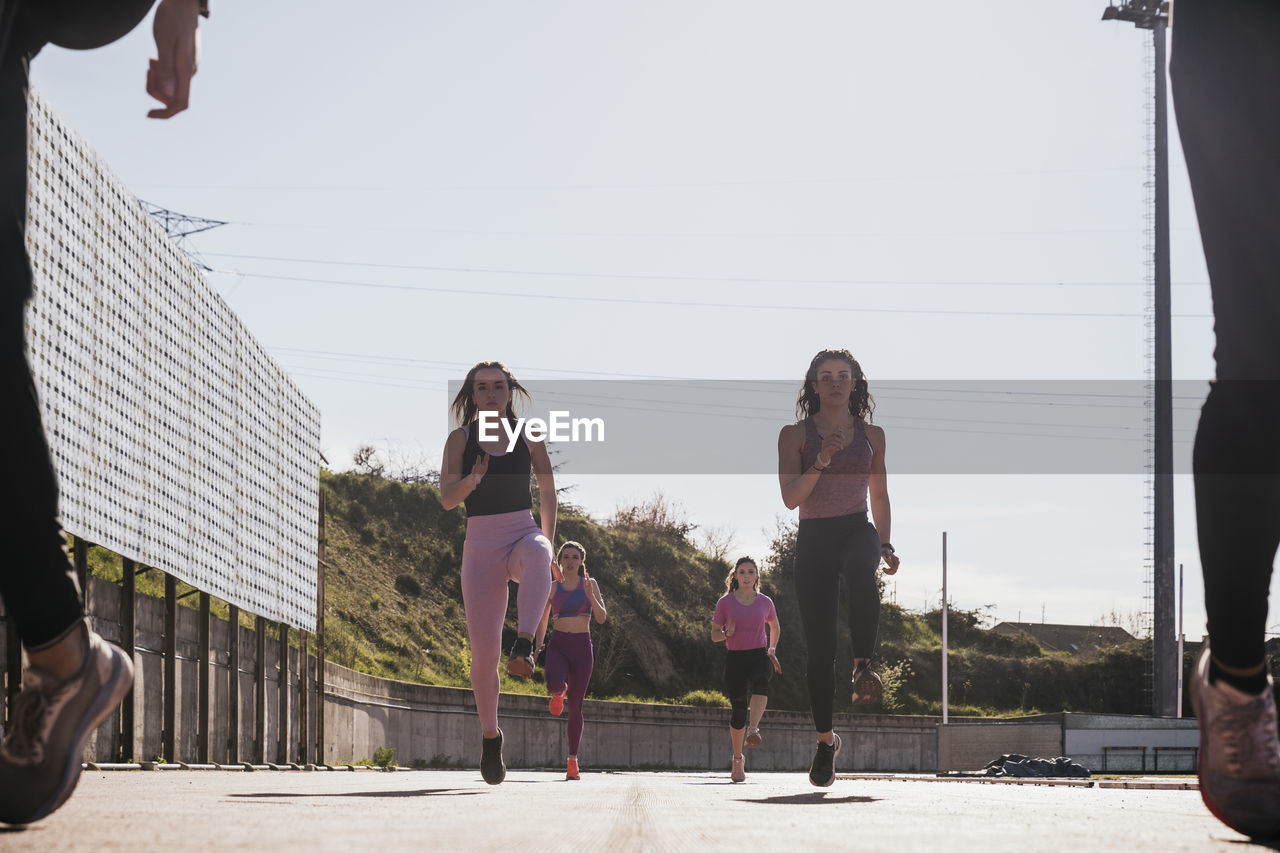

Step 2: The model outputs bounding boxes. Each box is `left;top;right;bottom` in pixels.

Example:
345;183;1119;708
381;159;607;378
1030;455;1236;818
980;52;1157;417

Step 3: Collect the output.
30;1;1271;641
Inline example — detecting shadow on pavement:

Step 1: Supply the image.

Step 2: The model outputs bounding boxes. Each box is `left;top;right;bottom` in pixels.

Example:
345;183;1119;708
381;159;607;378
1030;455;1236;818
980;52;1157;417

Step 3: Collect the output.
1223;837;1280;850
739;792;879;806
229;788;483;799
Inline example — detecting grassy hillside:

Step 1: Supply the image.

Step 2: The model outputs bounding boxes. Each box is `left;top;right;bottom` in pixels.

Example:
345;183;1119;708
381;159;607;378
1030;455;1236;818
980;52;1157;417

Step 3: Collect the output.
319;470;1162;715
87;468;1263;716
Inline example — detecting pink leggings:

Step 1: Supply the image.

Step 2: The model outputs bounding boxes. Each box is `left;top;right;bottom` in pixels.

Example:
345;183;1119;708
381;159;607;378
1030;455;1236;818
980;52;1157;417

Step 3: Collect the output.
461;510;554;732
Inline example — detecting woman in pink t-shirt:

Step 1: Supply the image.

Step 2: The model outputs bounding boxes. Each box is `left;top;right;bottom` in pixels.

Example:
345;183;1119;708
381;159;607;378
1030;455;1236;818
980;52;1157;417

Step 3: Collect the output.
711;557;782;783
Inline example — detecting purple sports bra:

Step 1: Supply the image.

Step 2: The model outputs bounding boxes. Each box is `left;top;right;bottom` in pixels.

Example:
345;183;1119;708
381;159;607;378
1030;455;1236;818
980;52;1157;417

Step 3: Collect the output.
552;579;592;619
799;416;872;520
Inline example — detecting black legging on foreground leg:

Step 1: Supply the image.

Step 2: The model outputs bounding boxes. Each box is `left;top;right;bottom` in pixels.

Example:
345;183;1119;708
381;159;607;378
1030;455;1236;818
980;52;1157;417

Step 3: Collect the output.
1172;0;1280;673
794;512;881;733
0;6;84;651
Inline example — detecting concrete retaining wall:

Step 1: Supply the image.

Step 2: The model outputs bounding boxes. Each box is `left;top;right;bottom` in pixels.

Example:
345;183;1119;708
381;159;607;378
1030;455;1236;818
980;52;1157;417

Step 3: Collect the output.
0;581;1201;774
936;713;1201;773
322;662;941;771
936;721;1062;772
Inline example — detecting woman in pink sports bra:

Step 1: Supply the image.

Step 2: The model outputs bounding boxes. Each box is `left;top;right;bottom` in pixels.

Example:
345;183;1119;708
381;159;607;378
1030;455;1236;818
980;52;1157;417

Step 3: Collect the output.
777;349;901;788
440;361;557;785
535;541;607;780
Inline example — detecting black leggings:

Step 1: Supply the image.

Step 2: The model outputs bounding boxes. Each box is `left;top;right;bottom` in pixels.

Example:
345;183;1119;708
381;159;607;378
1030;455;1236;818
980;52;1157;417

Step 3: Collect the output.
724;647;772;730
1172;0;1280;671
794;512;881;733
0;5;83;650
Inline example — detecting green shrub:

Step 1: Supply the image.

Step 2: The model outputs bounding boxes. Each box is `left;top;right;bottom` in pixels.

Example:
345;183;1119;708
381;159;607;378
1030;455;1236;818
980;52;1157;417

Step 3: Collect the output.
678;689;729;708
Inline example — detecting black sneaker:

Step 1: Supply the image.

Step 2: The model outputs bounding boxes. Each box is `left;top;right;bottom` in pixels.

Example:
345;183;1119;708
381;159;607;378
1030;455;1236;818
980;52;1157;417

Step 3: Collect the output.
480;730;506;785
506;637;535;678
851;661;883;706
808;733;842;787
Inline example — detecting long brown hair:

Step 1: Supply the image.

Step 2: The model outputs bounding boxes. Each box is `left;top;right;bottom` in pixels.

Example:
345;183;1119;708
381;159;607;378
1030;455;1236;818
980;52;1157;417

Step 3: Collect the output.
725;556;762;594
794;348;875;422
558;541;589;579
450;360;531;427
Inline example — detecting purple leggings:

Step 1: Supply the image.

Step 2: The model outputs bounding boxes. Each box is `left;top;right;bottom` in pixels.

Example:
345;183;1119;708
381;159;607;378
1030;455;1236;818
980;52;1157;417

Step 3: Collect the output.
461;510;554;732
545;630;594;755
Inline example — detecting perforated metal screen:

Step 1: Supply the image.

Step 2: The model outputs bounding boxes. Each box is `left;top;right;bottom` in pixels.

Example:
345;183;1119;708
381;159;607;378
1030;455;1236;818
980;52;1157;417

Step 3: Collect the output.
22;91;319;631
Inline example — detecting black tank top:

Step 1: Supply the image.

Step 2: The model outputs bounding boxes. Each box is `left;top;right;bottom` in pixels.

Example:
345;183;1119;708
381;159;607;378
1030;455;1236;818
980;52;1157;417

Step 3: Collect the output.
461;423;533;517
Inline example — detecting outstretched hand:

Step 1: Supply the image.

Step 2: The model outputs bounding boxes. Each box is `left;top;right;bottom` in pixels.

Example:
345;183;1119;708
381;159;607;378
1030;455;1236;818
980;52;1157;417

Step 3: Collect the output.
147;0;201;118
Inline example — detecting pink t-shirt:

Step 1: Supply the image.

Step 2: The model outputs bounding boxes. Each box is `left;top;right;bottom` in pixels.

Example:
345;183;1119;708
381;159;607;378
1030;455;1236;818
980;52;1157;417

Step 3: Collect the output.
713;593;777;651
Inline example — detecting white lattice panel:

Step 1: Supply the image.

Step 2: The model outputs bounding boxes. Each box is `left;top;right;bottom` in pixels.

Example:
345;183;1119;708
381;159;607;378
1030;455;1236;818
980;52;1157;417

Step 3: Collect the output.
23;90;319;631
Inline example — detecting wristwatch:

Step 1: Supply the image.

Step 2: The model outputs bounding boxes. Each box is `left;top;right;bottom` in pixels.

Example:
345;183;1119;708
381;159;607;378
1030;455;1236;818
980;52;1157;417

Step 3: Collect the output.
199;0;210;18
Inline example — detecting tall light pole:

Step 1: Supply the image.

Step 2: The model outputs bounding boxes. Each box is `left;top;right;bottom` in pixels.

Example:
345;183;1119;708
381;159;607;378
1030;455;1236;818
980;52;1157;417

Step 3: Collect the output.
942;532;949;725
1101;0;1176;717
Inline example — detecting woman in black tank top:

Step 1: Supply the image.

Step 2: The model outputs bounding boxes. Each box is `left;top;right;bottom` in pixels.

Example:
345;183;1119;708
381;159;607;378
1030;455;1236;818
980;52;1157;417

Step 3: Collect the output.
440;361;557;785
777;349;901;787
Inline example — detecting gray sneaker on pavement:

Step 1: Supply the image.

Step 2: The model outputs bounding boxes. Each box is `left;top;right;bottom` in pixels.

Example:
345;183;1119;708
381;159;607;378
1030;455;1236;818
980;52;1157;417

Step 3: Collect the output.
0;623;134;826
808;732;842;787
1189;644;1280;840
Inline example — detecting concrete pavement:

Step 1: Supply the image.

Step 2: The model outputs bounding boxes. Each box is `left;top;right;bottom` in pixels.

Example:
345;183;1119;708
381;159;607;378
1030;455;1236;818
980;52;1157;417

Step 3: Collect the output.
0;768;1262;852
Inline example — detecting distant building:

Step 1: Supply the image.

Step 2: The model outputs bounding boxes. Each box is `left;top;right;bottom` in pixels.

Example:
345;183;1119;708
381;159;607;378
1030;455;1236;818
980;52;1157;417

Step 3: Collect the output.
991;622;1135;656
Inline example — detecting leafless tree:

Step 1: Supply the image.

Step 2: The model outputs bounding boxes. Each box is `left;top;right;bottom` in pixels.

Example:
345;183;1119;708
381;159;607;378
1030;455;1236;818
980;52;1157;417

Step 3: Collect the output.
696;523;739;564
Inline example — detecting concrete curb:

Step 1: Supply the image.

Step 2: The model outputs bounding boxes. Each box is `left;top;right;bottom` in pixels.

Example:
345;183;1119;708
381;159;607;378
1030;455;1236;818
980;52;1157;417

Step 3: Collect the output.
77;765;1199;792
839;773;1199;791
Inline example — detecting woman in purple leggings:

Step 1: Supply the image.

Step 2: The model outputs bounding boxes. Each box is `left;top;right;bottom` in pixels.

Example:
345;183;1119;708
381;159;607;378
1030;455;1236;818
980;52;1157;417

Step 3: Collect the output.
711;557;781;783
441;361;556;785
535;541;607;780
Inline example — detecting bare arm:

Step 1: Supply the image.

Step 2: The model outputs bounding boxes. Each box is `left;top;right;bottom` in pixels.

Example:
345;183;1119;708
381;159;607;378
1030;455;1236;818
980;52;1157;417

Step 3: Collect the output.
867;425;899;574
588;578;607;624
534;594;554;653
147;0;202;118
530;439;557;542
778;423;845;510
439;428;484;511
767;617;782;673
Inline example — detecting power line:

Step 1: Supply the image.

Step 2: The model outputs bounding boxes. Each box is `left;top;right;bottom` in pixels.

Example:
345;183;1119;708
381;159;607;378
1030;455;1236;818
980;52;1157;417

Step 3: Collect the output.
272;346;1210;409
208;252;1209;289
280;363;1199;438
221;271;1209;319
131;164;1147;195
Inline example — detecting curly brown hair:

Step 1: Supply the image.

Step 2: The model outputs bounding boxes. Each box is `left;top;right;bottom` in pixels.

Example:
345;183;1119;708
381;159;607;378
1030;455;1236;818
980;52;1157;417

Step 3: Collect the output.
724;556;762;594
450;360;532;427
794;349;875;422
